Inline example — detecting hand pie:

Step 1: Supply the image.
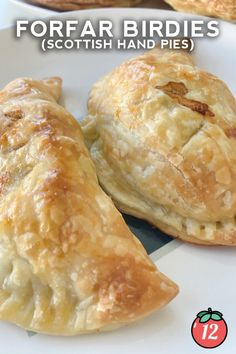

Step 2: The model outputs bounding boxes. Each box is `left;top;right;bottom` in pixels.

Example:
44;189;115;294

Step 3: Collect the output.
0;77;178;335
29;0;141;11
163;0;236;21
82;48;236;246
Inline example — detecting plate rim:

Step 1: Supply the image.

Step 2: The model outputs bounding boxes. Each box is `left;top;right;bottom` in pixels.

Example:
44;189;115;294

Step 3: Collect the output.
4;5;236;29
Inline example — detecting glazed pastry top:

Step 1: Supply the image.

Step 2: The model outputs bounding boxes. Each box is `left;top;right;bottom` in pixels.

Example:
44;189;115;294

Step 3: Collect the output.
0;77;178;335
83;48;236;245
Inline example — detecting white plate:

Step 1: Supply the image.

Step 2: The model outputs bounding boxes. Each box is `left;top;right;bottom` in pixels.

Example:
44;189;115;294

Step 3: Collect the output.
0;8;236;354
0;0;54;30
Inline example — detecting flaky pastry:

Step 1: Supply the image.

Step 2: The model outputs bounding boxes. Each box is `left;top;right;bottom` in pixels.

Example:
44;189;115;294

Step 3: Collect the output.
82;48;236;246
0;77;178;335
164;0;236;21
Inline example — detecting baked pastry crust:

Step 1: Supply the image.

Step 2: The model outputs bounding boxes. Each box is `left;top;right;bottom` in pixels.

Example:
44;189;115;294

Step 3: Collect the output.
164;0;236;20
0;77;178;335
30;0;141;11
82;48;236;246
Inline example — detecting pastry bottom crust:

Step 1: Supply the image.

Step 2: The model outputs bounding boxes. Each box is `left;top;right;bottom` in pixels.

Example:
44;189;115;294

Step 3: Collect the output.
30;0;142;11
89;139;236;246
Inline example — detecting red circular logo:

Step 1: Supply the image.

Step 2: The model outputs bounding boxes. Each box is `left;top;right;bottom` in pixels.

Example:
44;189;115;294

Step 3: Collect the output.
191;308;228;349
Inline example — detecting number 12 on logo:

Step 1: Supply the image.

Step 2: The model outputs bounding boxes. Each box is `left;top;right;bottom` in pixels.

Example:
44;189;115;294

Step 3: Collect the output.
202;323;218;340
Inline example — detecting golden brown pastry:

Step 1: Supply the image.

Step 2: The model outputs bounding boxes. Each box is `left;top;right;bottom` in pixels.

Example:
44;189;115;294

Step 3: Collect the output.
0;77;178;335
82;48;236;246
30;0;141;11
164;0;236;21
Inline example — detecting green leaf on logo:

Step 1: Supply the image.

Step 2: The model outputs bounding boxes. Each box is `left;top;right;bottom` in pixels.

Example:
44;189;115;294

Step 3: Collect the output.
213;311;223;317
197;311;208;318
199;314;211;323
211;313;222;321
